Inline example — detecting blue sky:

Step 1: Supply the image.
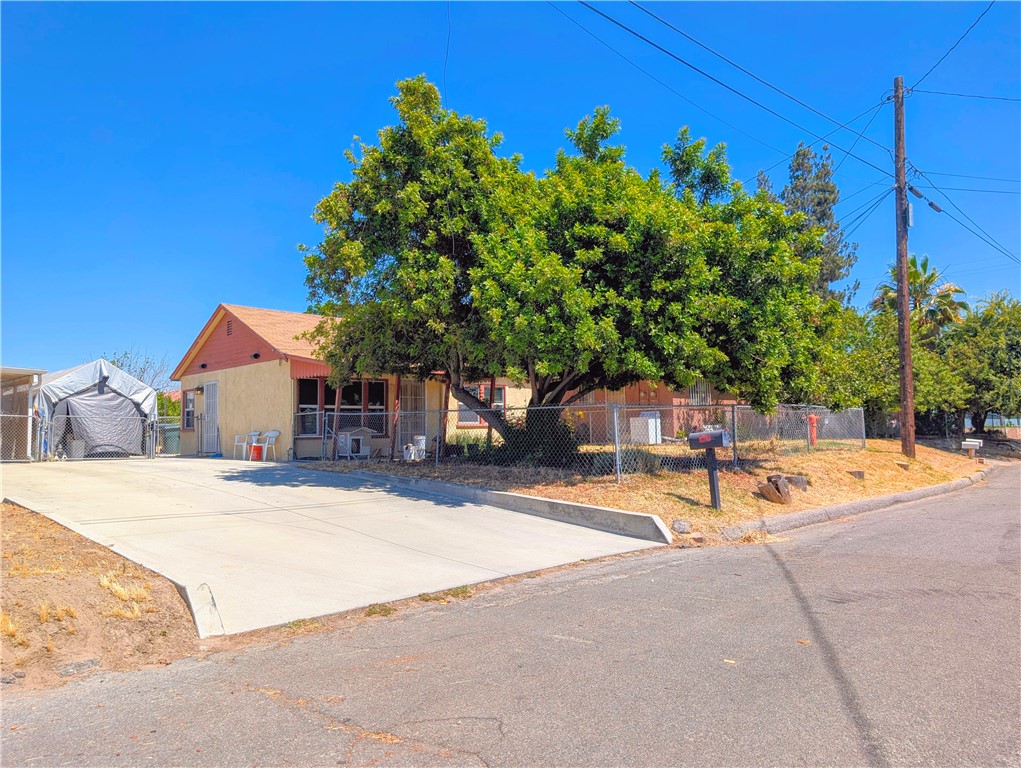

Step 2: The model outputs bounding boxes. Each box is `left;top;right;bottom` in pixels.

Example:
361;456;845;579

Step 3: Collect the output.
3;1;1019;377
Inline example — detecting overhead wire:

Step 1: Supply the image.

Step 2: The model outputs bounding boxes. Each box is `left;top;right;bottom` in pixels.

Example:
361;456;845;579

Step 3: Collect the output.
843;190;893;240
918;170;1020;184
628;0;893;155
910;1;996;89
577;1;895;178
544;2;788;156
908;166;1020;264
910;88;1020;103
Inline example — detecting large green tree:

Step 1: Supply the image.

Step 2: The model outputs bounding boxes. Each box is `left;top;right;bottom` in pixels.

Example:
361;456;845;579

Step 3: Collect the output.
942;293;1021;432
303;77;827;439
779;143;859;302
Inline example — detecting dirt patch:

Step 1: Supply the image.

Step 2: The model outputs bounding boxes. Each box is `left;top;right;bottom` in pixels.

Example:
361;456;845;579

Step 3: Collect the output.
309;439;991;538
0;502;205;690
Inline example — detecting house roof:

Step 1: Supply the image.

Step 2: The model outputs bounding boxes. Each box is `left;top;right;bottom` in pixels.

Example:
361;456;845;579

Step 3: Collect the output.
222;304;324;359
171;304;328;381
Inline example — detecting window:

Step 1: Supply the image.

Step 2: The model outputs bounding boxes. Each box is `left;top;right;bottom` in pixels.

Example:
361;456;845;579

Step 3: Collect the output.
458;385;505;426
688;378;711;406
183;391;196;430
297;378;321;436
336;380;389;435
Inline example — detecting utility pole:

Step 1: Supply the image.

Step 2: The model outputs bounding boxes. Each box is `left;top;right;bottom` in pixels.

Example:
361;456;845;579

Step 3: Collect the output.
894;76;916;459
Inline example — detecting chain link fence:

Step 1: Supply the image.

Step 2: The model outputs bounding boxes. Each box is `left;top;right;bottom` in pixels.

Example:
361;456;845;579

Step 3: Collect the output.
0;414;41;462
309;403;865;481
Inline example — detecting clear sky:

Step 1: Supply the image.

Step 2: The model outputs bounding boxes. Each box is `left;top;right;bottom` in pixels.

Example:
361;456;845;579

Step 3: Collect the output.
3;1;1019;377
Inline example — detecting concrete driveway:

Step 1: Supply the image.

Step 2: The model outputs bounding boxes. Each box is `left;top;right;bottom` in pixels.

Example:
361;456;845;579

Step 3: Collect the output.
1;459;659;637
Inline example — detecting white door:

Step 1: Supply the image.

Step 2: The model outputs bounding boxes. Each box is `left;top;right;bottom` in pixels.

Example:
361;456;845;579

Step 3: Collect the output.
203;381;219;453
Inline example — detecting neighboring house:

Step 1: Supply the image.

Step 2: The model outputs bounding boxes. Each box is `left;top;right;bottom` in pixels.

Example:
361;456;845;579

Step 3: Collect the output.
172;303;738;460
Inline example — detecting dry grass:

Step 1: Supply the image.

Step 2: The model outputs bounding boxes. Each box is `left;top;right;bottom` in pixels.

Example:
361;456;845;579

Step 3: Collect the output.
103;602;143;620
310;439;983;537
98;571;151;602
364;603;395;618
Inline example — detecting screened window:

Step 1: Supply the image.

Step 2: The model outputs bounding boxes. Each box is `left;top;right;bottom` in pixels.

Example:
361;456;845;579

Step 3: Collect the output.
337;380;388;435
458;385;505;426
297;378;321;436
183;391;196;430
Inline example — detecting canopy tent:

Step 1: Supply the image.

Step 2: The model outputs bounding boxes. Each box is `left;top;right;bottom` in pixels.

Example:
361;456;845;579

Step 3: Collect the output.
41;360;157;458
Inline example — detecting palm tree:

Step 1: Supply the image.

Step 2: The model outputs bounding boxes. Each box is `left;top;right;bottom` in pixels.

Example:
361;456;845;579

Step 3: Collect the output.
870;254;969;329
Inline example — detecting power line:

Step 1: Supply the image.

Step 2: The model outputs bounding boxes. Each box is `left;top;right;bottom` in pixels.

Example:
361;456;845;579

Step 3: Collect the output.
833;101;888;173
628;1;893;155
843;189;894;238
910;1;996;89
577;1;894;178
909;167;1020;264
917;170;1021;184
836;178;893;206
544;2;788;156
910;88;1020;103
743;99;889;186
913;185;1021;195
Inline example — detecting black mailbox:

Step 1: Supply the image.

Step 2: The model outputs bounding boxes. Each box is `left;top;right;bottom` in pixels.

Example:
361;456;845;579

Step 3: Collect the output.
687;429;731;511
688;429;731;450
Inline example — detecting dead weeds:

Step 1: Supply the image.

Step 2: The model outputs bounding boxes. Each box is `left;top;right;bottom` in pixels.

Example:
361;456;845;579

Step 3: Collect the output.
310;438;985;537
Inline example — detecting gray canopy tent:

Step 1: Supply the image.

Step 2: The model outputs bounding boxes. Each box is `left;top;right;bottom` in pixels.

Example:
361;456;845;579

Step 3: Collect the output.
41;359;157;459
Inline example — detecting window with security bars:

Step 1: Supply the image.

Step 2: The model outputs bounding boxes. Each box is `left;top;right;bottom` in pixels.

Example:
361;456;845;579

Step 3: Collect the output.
688;378;711;406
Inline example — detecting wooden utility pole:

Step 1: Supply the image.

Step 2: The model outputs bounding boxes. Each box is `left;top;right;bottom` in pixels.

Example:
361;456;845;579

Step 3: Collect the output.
894;76;916;458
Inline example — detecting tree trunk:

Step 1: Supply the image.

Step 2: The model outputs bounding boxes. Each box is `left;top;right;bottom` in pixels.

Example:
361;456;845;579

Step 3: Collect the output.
971;410;987;434
448;384;510;439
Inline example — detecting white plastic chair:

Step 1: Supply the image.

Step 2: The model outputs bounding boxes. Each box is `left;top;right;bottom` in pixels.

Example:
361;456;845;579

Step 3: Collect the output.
232;434;250;460
254;430;280;461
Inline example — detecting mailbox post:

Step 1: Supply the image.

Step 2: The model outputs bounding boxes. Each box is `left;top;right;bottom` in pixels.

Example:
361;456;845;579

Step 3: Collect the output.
688;429;731;510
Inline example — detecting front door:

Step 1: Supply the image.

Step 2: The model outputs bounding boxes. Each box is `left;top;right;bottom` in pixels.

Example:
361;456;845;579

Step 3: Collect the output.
203;381;219;453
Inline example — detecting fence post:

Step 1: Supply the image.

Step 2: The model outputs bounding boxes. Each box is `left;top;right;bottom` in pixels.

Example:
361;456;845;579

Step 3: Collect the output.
612;403;622;484
731;403;738;467
859;407;867;449
435;410;441;466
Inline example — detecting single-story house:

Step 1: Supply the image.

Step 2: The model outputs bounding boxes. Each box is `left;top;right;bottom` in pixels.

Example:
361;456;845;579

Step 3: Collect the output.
171;304;738;460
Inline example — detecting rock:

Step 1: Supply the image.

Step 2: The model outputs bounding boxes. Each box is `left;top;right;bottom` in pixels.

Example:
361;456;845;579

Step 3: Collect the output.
12;671;25;679
848;470;865;480
690;532;705;543
758;482;785;504
786;475;809;492
676;531;705;548
758;475;792;504
672;520;692;534
896;462;909;471
1;675;14;685
57;658;100;678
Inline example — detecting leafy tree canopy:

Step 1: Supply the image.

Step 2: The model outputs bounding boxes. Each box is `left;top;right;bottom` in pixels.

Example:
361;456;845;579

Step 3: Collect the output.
941;292;1021;431
303;77;827;435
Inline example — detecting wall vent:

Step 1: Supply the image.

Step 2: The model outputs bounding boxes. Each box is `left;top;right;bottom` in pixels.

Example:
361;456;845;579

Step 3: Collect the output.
226;319;233;336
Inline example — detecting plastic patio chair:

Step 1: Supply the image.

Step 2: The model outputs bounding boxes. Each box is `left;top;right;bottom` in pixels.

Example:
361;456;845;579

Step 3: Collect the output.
232;434;250;460
254;430;280;461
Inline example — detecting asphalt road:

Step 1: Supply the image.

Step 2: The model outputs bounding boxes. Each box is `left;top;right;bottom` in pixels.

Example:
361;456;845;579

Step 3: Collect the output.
3;465;1018;767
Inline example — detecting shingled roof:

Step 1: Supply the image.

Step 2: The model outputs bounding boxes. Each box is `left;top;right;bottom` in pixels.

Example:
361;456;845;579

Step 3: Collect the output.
171;304;329;381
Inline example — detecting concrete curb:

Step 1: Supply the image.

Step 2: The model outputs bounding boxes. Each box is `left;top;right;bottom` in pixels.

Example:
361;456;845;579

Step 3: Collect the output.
722;464;1001;541
348;471;673;545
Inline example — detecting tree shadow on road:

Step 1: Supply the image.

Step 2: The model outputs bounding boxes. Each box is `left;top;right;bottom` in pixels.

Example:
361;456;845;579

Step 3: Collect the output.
764;544;891;768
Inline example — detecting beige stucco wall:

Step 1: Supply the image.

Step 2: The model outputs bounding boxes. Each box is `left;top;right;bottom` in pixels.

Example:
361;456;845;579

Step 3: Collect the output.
179;359;295;459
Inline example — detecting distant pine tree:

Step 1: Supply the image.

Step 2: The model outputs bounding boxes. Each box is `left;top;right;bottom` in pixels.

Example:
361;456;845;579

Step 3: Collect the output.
780;143;859;303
